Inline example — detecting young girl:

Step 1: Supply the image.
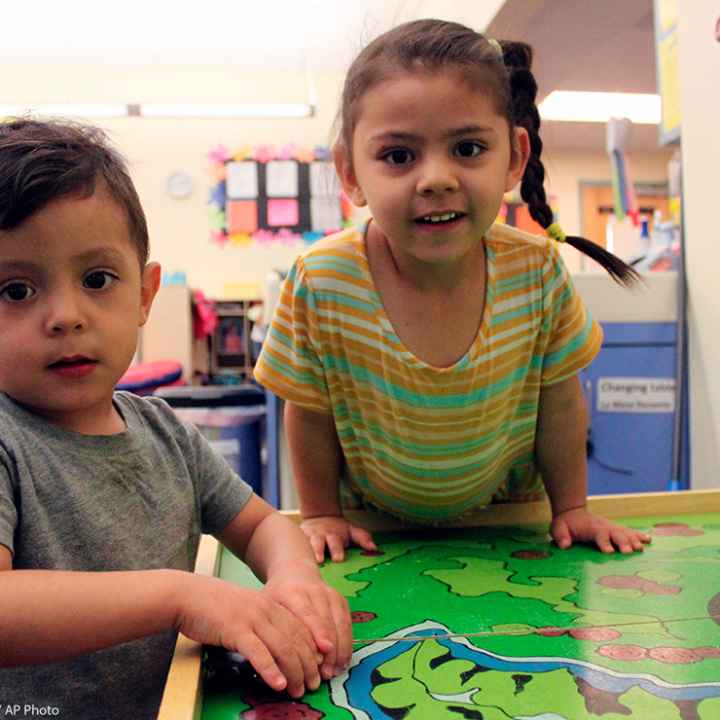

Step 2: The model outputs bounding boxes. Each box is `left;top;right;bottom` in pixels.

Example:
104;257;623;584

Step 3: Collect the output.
254;19;651;562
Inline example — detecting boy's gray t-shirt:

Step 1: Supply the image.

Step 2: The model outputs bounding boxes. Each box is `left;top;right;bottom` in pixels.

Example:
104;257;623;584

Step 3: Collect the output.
0;391;253;720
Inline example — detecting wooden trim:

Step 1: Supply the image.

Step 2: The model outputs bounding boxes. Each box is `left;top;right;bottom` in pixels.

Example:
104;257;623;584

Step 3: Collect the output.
157;534;221;720
281;490;720;529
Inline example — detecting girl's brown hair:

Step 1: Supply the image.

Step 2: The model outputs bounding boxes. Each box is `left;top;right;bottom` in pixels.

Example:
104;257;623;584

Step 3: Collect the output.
337;19;638;286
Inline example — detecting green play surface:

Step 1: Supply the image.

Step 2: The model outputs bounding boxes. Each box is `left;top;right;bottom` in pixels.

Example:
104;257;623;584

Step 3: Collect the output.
202;514;720;719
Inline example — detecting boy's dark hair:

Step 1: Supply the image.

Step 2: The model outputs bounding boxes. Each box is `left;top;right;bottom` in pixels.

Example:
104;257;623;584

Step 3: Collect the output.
337;19;638;287
0;118;149;267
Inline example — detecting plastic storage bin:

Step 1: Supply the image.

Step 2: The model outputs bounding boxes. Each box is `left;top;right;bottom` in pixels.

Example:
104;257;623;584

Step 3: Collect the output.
153;385;266;495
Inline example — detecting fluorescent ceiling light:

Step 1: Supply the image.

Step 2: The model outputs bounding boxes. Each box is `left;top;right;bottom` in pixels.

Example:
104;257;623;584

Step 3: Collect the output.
139;103;314;118
0;104;129;118
0;103;315;119
538;92;661;124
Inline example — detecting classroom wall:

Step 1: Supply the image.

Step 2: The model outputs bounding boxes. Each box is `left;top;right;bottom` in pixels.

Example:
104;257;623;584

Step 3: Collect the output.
677;4;720;488
543;148;673;272
5;62;671;288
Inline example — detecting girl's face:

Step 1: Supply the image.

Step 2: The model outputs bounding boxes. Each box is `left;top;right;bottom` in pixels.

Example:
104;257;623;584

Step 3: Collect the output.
336;68;530;268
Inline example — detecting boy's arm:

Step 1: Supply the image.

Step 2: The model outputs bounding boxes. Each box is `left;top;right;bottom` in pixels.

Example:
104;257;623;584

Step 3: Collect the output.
0;544;180;666
217;493;352;679
285;401;376;561
535;375;650;553
0;532;330;697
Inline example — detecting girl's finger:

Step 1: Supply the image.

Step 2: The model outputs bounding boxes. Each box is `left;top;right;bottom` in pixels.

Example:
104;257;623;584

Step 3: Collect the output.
595;528;614;553
349;525;377;551
309;534;328;563
552;520;572;549
326;533;347;563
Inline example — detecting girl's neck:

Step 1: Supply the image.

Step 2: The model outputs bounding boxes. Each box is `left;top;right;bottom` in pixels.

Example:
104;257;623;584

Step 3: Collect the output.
367;221;485;294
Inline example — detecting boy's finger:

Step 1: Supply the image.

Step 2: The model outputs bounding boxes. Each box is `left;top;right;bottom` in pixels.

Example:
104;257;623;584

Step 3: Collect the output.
329;593;353;673
237;634;287;692
295;639;321;696
258;622;306;695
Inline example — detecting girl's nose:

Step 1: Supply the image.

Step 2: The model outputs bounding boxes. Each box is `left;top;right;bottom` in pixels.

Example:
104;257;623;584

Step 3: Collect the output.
416;158;460;195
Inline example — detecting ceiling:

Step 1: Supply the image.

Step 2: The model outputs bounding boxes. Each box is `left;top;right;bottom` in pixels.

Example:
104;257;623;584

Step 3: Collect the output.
2;0;663;151
486;0;663;150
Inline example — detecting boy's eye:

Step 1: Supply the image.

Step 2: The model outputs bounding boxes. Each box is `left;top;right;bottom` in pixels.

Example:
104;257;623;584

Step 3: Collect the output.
382;149;414;165
0;282;36;303
83;270;117;291
454;141;485;158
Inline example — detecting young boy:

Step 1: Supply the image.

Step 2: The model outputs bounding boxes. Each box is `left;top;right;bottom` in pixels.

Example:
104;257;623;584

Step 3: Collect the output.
0;119;352;720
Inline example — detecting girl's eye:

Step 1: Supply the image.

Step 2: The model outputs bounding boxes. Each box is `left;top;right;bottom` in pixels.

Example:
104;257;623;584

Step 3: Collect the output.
0;282;36;303
83;271;117;291
455;141;485;158
383;148;414;165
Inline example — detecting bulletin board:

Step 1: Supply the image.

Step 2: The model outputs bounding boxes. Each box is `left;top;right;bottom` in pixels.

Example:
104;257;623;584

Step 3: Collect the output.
207;144;352;247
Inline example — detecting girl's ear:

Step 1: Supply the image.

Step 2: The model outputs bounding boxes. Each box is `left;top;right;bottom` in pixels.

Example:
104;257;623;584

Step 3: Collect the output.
505;126;531;192
333;143;366;207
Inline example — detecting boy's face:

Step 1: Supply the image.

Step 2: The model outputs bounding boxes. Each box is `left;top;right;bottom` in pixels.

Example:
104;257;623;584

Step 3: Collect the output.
0;186;160;433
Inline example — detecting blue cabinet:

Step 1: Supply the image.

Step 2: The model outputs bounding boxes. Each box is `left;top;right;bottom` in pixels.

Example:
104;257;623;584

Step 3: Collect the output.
580;323;688;495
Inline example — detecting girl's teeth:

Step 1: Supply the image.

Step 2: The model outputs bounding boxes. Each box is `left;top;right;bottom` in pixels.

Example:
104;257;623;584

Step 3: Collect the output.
423;212;458;223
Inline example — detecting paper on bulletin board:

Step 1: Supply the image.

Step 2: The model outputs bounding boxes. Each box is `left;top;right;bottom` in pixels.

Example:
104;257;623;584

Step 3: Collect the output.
226;161;258;199
310;161;340;196
266;160;299;197
311;197;342;231
267;198;299;227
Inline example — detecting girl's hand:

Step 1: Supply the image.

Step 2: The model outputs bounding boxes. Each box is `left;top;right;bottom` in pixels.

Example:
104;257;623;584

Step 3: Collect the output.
264;560;353;681
550;507;652;554
175;574;322;698
300;515;377;563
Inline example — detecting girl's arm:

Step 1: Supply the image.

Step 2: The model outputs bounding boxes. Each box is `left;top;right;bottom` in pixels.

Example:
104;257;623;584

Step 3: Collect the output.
535;375;650;553
284;402;376;561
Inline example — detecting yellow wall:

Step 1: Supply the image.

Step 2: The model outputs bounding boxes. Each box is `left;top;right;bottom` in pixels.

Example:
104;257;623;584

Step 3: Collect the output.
5;62;671;289
678;3;720;487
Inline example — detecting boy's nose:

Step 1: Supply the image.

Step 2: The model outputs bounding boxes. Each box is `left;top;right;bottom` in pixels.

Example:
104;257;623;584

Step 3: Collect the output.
45;292;87;335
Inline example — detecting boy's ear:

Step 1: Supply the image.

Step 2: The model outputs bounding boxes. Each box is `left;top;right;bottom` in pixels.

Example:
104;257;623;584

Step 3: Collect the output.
505;126;531;192
333;143;366;207
138;262;161;327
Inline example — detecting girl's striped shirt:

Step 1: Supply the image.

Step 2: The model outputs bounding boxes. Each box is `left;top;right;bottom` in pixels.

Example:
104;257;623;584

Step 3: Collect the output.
254;223;602;522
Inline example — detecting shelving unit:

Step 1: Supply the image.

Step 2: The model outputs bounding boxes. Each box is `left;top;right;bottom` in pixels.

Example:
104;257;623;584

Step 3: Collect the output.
210;299;259;382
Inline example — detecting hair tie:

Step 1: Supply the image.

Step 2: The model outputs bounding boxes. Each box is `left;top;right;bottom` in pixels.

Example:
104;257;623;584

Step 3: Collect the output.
546;223;566;243
487;38;503;58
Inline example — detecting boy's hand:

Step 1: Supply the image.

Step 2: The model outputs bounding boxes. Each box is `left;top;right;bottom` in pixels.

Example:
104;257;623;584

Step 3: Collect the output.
300;515;377;563
175;574;322;698
264;559;353;681
551;507;652;554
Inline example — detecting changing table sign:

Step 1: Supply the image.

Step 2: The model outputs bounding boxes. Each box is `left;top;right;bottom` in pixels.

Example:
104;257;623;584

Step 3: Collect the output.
597;377;675;413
